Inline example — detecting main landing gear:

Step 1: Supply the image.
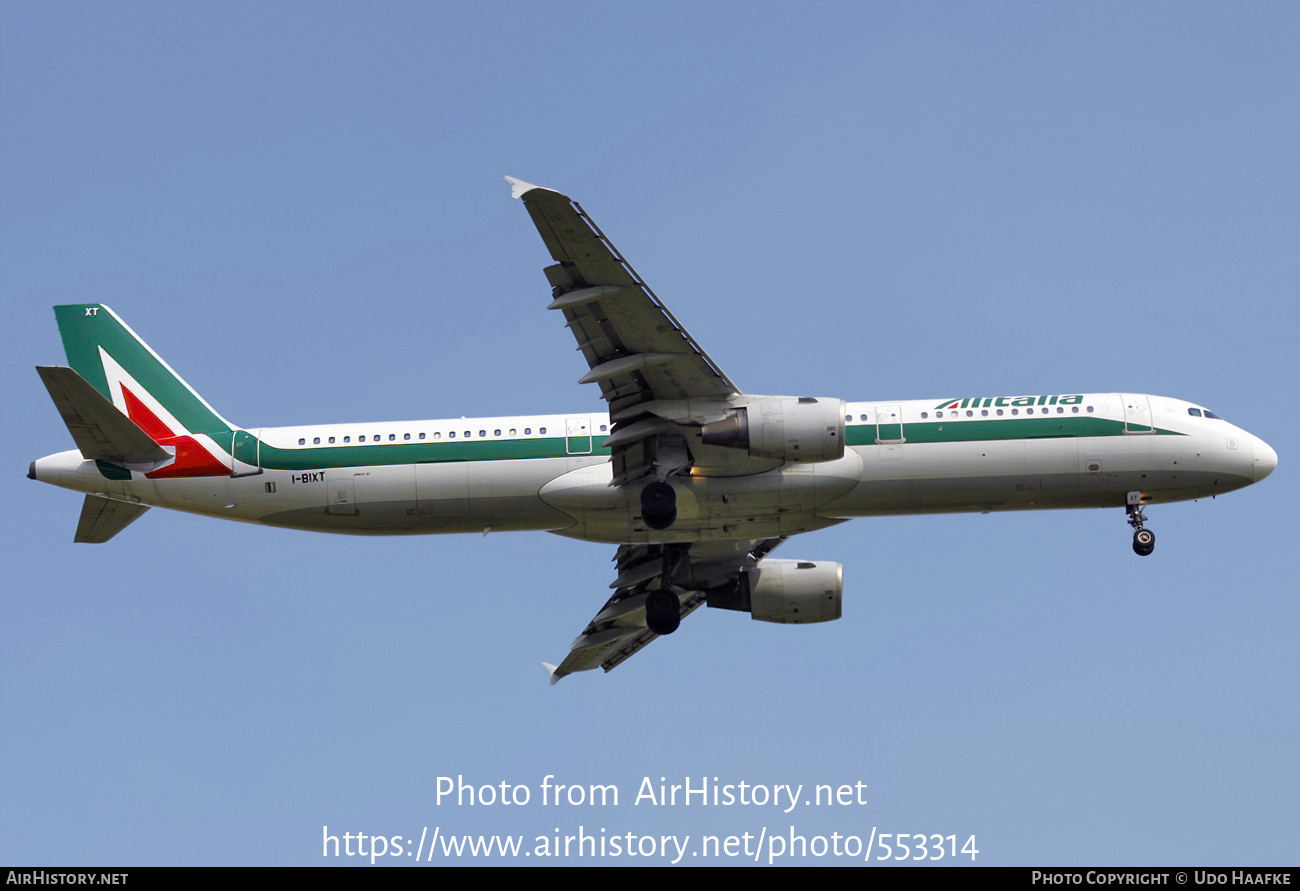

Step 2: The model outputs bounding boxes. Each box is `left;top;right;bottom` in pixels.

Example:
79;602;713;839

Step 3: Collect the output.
645;587;681;636
640;480;677;530
639;479;684;631
1126;491;1155;557
643;542;686;636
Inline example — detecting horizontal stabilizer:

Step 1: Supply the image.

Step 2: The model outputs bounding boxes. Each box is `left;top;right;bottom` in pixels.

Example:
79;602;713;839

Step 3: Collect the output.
36;366;171;469
75;494;149;543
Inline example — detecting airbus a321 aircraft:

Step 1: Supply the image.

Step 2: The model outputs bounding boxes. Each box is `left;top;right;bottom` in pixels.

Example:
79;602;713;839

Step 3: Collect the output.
30;177;1278;682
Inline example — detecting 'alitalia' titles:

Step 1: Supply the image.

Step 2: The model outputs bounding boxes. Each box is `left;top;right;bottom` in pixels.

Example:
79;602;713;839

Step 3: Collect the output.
934;395;1086;410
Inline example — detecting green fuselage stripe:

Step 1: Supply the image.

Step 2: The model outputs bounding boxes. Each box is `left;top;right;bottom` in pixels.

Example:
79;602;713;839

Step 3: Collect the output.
143;414;1181;476
845;415;1179;447
255;436;595;470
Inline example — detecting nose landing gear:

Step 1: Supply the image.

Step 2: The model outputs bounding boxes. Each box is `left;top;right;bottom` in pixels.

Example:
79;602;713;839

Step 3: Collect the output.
1127;491;1155;556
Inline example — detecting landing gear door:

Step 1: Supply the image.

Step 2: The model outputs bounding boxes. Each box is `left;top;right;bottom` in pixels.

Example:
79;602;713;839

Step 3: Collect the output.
1123;394;1154;434
231;429;262;477
875;405;904;443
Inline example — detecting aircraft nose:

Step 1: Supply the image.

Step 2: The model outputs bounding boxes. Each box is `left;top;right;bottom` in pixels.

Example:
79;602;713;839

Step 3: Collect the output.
1253;437;1278;482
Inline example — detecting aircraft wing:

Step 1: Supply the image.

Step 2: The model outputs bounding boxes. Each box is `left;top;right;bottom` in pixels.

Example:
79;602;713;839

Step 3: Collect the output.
508;177;740;484
544;538;785;683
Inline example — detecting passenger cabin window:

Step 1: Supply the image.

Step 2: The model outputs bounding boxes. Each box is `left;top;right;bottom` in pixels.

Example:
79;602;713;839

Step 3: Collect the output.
298;437;305;445
313;437;320;444
540;427;547;434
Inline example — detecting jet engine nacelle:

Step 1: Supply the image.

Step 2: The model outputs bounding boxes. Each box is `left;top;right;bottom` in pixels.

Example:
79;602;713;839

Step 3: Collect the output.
707;558;843;624
700;396;846;463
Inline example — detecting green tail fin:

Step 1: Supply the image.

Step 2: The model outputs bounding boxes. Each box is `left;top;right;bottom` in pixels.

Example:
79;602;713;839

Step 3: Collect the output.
53;304;233;437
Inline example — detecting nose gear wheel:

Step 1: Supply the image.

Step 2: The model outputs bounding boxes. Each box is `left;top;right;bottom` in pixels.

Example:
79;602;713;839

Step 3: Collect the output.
1126;491;1155;557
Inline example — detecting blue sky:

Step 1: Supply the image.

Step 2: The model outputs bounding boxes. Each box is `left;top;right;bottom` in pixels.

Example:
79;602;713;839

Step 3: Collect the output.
2;1;1296;866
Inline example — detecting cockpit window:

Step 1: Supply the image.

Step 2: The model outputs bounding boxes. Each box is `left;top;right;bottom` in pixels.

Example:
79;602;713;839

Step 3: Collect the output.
1188;408;1202;417
1203;409;1222;420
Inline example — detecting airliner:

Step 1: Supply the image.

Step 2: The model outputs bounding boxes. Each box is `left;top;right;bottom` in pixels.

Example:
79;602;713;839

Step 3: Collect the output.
30;177;1278;682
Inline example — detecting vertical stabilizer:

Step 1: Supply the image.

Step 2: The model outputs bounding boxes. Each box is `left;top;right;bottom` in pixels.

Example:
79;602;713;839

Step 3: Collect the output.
53;305;234;436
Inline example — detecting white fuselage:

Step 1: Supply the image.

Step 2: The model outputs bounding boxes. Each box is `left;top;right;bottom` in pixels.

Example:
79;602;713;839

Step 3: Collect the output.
33;392;1277;545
